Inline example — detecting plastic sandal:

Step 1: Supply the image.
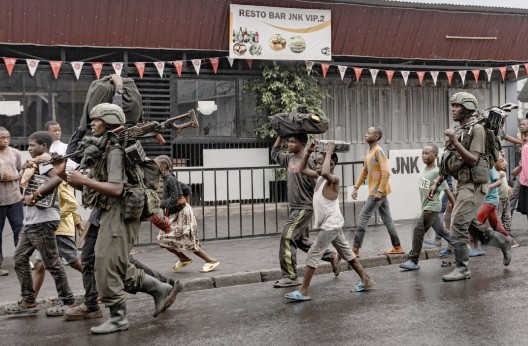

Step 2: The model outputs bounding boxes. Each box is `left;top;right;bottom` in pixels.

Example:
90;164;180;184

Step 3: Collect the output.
284;291;311;301
200;261;220;273
173;260;193;271
399;260;420;270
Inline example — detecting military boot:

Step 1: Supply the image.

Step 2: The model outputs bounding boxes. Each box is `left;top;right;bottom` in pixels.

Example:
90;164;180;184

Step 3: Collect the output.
139;274;182;317
442;243;471;282
90;301;128;334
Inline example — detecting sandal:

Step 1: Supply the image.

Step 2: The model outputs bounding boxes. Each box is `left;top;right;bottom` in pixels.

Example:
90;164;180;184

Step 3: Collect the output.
200;261;220;273
273;278;301;288
284;291;311;301
353;279;375;292
5;300;39;316
173;260;193;271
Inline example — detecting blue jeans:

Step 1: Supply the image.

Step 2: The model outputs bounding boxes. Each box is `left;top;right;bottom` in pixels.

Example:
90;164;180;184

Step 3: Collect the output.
353;195;401;249
14;221;74;304
0;201;24;265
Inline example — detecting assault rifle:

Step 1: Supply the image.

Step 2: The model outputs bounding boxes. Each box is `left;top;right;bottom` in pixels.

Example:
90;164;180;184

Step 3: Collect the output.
44;109;199;167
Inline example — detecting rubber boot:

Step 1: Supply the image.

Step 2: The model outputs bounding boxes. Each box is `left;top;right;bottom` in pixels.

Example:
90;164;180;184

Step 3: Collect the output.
482;231;512;266
139;274;178;317
90;301;128;334
442;244;471;282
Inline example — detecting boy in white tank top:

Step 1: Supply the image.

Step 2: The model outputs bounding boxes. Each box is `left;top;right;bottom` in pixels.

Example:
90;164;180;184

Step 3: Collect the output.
284;141;374;302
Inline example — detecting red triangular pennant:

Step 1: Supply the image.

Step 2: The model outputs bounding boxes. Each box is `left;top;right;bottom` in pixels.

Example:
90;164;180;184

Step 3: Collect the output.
498;66;507;80
416;71;426;86
49;60;62;79
353;67;363;81
445;71;454;86
246;59;253;69
134;62;145;78
524;63;528;76
173;61;183;77
385;70;394;85
472;69;480;82
91;62;104;79
321;63;330;78
209;57;219;74
3;58;16;76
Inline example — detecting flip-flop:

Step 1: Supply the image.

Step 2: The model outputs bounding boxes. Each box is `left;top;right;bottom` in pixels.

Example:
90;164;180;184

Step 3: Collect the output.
353;280;375;292
173;260;193;271
200;261;220;273
273;278;301;288
469;249;485;257
284;291;311;302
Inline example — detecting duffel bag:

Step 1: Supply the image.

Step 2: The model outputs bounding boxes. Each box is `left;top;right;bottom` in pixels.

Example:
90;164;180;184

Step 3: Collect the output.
268;108;328;137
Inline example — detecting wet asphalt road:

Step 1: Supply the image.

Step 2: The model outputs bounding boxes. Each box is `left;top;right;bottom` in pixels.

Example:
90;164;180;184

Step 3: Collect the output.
3;245;528;346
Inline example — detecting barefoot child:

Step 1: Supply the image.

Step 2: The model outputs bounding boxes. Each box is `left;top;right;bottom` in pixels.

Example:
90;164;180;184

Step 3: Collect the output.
284;141;374;302
400;144;455;270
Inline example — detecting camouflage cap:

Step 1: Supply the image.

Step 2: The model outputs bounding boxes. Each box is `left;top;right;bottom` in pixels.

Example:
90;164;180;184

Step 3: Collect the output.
89;103;126;125
449;92;478;111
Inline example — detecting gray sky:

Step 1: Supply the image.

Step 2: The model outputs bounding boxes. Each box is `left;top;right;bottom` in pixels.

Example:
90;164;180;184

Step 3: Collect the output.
386;0;528;9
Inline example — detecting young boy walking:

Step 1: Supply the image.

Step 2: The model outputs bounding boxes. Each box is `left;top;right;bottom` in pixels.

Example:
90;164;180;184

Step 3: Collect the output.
284;141;374;301
351;127;404;257
400;144;455;270
271;134;339;288
6;131;75;316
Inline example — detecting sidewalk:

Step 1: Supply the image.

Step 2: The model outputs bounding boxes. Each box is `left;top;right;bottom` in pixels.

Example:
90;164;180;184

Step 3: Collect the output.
0;215;526;313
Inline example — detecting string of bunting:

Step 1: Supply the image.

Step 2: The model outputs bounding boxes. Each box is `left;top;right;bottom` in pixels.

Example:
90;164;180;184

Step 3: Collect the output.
306;61;526;86
2;56;253;80
3;56;527;85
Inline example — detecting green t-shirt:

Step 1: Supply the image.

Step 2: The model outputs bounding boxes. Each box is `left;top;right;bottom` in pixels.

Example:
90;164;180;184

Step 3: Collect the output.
418;166;448;212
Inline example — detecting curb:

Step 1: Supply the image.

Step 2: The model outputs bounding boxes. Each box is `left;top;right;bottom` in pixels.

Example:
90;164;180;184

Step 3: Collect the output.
0;249;442;315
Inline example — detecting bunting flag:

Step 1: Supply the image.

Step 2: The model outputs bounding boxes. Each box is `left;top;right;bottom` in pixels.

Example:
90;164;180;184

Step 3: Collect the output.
458;70;467;85
227;57;235;67
155;61;165;78
416;71;426;86
26;59;39;77
370;69;379;84
337;65;347;81
209;57;219;74
3;58;16;76
192;59;201;75
321;63;330;78
524;63;528;75
445;71;454;86
91;62;103;79
305;61;315;75
246;59;252;69
401;71;410;85
112;62;123;76
471;69;480;82
173;60;183;77
485;68;493;82
512;64;519;78
71;61;84;80
498;66;507;80
134;62;145;78
385;70;394;85
430;71;439;86
353;67;363;82
49;61;62;79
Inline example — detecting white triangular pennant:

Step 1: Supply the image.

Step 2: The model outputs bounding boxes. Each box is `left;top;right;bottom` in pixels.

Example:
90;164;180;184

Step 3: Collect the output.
227;57;234;67
306;61;315;75
112;62;123;76
458;70;467;85
71;61;84;80
512;64;520;78
26;59;39;77
370;69;379;84
154;61;165;78
401;71;410;85
192;59;201;75
430;71;439;86
485;68;493;82
337;65;347;81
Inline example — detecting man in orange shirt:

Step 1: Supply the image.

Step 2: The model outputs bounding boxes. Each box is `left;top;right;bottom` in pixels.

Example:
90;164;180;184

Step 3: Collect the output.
351;127;404;257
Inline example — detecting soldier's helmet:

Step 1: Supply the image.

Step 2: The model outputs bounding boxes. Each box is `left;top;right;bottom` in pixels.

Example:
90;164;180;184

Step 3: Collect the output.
89;103;126;125
449;92;478;111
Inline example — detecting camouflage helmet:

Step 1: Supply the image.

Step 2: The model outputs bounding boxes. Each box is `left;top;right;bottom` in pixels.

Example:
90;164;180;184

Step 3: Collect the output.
89;103;126;125
449;92;478;111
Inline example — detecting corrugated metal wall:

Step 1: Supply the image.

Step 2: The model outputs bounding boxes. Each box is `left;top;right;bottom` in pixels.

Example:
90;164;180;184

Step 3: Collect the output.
319;78;502;185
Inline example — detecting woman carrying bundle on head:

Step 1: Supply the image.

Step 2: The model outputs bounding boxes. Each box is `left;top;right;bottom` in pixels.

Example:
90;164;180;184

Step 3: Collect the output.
154;155;220;273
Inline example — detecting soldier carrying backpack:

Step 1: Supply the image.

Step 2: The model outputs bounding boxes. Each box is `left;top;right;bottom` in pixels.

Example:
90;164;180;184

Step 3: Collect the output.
429;92;512;282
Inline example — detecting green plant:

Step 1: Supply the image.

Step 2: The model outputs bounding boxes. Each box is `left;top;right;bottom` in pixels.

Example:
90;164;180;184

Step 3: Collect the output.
244;62;330;139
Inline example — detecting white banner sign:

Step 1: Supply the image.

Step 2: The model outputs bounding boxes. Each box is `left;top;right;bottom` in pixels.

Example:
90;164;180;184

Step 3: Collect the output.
229;4;331;61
